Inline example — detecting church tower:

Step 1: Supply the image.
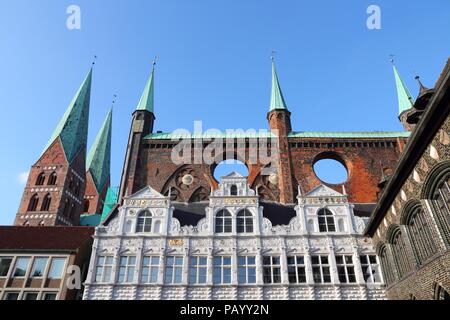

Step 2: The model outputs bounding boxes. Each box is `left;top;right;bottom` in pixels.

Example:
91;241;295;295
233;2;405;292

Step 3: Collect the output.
84;107;112;215
15;68;93;226
118;62;156;203
392;62;415;131
266;58;295;204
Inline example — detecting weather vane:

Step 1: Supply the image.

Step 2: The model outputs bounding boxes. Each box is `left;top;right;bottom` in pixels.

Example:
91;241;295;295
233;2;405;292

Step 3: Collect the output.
152;56;157;67
271;50;276;61
92;55;97;66
389;54;395;65
112;94;117;105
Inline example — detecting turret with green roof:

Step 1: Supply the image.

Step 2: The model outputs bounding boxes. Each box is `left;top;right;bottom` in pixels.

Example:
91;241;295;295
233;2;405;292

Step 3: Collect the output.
392;62;414;116
87;107;112;193
42;68;92;163
269;58;288;111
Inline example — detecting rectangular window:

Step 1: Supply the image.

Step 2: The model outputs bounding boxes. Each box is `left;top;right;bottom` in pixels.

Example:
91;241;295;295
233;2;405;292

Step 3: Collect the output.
165;256;183;284
312;255;331;283
12;257;31;278
336;255;356;283
48;258;66;279
189;256;207;284
213;256;232;284
263;256;281;284
95;256;114;283
42;292;57;300
30;257;48;278
360;255;382;283
287;256;306;283
3;292;20;300
23;292;39;300
0;257;12;277
118;256;136;283
238;256;256;284
141;256;160;284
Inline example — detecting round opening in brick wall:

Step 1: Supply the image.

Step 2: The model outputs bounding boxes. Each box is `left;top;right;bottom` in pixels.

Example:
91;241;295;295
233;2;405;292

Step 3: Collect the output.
313;159;348;184
213;159;249;182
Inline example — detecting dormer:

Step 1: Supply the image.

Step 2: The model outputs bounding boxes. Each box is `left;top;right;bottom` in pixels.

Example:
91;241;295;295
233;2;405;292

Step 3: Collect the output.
212;172;255;197
297;184;361;235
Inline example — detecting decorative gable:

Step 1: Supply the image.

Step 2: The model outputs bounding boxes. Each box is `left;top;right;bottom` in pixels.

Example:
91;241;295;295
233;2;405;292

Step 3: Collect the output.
304;184;344;198
126;186;166;200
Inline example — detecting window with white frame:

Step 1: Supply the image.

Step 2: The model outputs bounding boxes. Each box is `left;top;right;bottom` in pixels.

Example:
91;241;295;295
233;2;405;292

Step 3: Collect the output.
12;257;30;278
118;256;136;283
215;210;232;233
165;256;183;284
287;255;306;283
312;255;331;283
22;292;39;300
336;255;356;283
213;256;232;284
359;255;382;283
189;256;207;284
3;292;20;300
238;256;256;284
95;256;114;283
318;208;336;232
48;258;66;279
141;256;160;284
263;256;281;284
30;257;48;278
236;210;253;233
136;210;152;233
42;292;58;300
0;257;13;277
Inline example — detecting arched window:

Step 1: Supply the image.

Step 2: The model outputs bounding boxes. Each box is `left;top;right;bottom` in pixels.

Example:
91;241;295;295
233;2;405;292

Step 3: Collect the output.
63;200;70;217
389;227;412;279
40;194;51;211
423;162;450;246
230;185;238;196
74;182;80;196
215;210;232;233
318;208;335;232
403;203;437;265
434;283;450;300
28;194;39;211
237;209;253;233
378;244;395;286
69;204;76;219
432;174;450;246
83;200;90;213
136;210;152;233
36;172;45;186
47;172;57;185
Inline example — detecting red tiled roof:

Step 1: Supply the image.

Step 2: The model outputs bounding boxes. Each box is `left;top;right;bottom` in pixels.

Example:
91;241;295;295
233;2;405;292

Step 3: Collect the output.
0;226;95;251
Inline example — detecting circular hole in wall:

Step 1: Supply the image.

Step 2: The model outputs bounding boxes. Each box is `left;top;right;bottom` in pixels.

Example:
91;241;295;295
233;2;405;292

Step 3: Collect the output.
213;159;249;182
313;158;348;184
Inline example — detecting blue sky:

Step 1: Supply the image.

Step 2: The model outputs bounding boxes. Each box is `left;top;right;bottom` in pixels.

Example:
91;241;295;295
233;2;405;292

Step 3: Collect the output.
1;0;450;225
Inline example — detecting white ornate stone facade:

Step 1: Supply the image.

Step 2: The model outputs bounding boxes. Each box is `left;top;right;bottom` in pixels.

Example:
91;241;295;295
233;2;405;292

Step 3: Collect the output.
83;173;386;300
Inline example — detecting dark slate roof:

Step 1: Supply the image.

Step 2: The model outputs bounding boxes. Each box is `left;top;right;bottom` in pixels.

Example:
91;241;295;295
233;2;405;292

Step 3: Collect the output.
173;202;208;226
0;226;94;251
171;201;297;227
261;202;296;226
353;203;377;218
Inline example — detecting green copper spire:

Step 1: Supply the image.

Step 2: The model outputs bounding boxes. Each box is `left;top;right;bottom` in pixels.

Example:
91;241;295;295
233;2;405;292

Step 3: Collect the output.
43;68;92;162
87;107;112;192
136;62;155;113
392;64;414;115
269;59;288;111
101;186;119;222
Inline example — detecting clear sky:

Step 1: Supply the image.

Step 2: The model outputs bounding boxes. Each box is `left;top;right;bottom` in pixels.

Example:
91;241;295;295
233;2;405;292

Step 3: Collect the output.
1;0;450;225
